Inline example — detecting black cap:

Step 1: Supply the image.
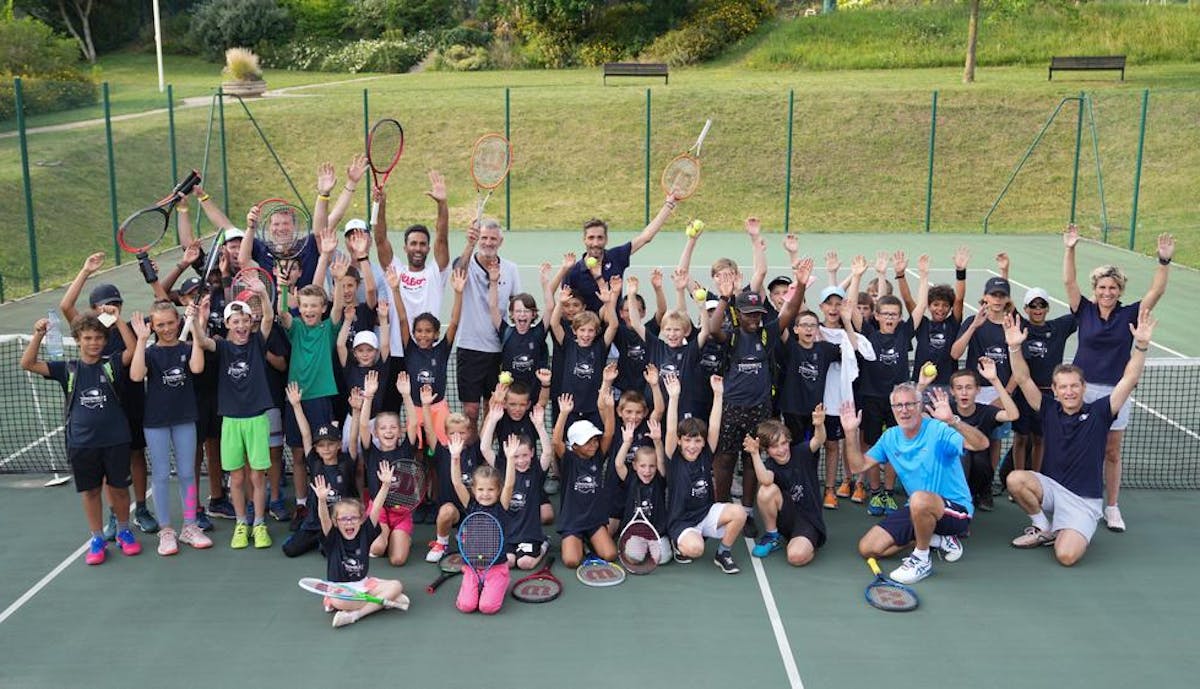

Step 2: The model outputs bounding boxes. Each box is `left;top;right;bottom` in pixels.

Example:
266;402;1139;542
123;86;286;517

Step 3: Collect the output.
313;421;341;444
984;277;1011;296
179;277;203;296
88;283;123;307
767;275;793;292
734;291;768;314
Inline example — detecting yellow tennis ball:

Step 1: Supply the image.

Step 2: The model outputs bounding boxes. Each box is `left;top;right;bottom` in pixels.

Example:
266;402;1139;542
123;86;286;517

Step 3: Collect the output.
693;288;707;303
686;219;705;237
498;371;513;385
585;256;599;269
922;363;938;378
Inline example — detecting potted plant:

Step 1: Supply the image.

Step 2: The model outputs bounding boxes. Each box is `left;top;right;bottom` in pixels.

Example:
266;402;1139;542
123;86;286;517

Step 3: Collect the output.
221;47;266;97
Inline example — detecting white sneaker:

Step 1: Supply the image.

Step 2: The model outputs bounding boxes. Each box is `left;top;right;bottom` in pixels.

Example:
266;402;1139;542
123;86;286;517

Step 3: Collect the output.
178;523;213;550
425;540;447;563
156;527;178;556
889;554;933;585
937;535;964;563
1104;505;1126;533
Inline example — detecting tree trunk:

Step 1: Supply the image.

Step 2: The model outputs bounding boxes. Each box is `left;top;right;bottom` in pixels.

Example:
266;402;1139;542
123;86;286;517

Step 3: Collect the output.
963;0;980;84
57;0;97;64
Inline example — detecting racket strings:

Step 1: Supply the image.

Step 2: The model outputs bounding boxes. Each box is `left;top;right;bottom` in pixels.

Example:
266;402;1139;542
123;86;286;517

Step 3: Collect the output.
257;202;310;259
369;122;404;172
120;210;168;251
472;140;510;187
663;156;701;198
460;516;503;566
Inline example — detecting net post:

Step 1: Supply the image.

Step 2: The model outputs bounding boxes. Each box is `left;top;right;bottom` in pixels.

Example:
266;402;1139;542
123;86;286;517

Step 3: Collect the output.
103;82;121;264
505;87;511;230
925;90;938;233
167;83;180;244
644;88;651;226
784;89;794;234
362;88;371;217
218;87;230;217
1069;92;1084;225
1129;89;1149;250
14;77;40;292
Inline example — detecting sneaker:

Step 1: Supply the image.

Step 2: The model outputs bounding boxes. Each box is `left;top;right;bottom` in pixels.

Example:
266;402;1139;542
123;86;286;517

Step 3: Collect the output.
1104;505;1126;533
157;527;179;556
822;488;839;510
178;524;213;549
332;610;359;628
752;532;782;558
252;523;272;549
673;547;693;565
133;504;160;534
890;554;933;584
116;529;142;556
976;492;995;512
85;536;107;565
850;482;867;504
268;499;291;523
882;491;900;515
425;540;447;563
103;509;118;541
543;474;560;495
231;523;250;549
208;497;236;520
289;504;310;532
1011;526;1056;548
742;515;759;539
835;478;853;499
937;535;964;562
196;508;214;533
713;550;740;574
867;491;886;517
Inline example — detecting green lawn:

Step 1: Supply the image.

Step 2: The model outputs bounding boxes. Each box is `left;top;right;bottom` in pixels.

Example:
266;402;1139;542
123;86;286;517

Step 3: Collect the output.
2;54;1197;300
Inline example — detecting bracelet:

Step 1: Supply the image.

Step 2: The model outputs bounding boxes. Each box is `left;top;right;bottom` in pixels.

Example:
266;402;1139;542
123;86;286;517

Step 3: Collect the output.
344;185;356;193
1134;344;1149;352
895;273;906;280
1008;346;1020;352
176;206;189;213
1159;256;1171;266
356;256;369;262
198;194;211;203
955;269;967;280
317;194;330;201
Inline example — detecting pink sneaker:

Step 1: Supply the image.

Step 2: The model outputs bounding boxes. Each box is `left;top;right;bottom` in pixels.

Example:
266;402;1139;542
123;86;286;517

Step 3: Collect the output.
178;524;213;550
157;527;179;556
86;536;107;565
116;529;142;556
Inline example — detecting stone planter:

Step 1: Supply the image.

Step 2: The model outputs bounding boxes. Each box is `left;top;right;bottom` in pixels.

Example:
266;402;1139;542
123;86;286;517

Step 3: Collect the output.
221;79;267;98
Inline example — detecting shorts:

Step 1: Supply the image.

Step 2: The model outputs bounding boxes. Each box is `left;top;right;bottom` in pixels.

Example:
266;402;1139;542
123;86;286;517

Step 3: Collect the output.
1012;388;1043;436
455;348;502;408
381;356;406;414
265;407;285;449
284;396;335;448
777;496;826;548
558;523;607;540
976;386;1000;406
678;503;729;542
991;420;1012;441
782;412;816;444
366;499;413;535
858;396;895;446
220;414;271;471
878;496;971;546
1035;472;1103;543
823;415;845;441
1083;383;1132;431
718;404;772;457
408;399;451;449
509;539;549;557
69;444;132;493
195;389;222;440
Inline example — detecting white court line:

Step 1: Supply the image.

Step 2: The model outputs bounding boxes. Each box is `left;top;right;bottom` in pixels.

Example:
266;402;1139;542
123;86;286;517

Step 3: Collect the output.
0;429;63;469
744;537;805;689
1130;398;1200;443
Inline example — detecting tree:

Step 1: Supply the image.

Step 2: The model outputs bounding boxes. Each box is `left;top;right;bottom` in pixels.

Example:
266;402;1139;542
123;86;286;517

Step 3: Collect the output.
963;0;979;83
16;0;101;63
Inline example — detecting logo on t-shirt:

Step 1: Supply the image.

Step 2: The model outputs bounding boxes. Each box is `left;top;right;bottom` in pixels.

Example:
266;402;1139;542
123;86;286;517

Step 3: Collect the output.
343;556;365;579
1026;339;1048;359
789;484;805;503
574;474;597;494
700;353;721;373
626;343;645;362
228;361;250;381
929;332;947;350
162;366;187;388
798;361;819;381
880;347;900;366
80;388;106;410
736;360;762;375
512;354;534;373
985;345;1008;365
573;362;595;380
691;478;709;499
510;490;527;510
417;369;436;386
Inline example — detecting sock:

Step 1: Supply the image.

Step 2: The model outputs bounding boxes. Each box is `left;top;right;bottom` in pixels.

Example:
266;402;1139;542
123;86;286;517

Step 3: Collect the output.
253;517;265;526
117;521;130;533
90;530;104;540
236;517;247;525
911;548;930;562
765;530;779;539
437;535;449;545
1031;512;1050;532
296;497;308;507
929;534;944;549
717;544;731;555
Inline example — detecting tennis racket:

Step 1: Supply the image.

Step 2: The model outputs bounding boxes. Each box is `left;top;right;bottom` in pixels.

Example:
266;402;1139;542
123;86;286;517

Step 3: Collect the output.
470;132;512;221
863;557;919;612
297;578;409;610
255;198;311;262
384;459;426;509
118;169;202;283
661;119;713;200
231;266;276;313
181;228;224;343
576;554;626;587
367;118;405;225
458;511;505;596
617;506;662;575
426;552;464;594
511;555;562;604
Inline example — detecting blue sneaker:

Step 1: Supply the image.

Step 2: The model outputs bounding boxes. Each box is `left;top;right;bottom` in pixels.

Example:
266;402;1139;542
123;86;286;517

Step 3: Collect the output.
196;507;214;532
133;503;160;534
268;499;291;523
867;492;886;517
85;535;107;565
752;532;782;558
208;497;236;520
102;509;118;541
882;491;900;515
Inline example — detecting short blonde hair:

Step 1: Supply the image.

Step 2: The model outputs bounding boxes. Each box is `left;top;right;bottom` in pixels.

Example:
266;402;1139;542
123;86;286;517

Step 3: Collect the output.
710;257;738;278
571;310;600;332
661;310;690;330
1089;264;1127;294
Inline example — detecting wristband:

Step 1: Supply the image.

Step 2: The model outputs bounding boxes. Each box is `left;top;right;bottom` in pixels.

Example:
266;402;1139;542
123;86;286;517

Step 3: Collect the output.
317;194;330;201
356;256;369;262
344;184;356;193
176;206;189;213
1158;256;1171;266
955;269;967;280
198;194;211;203
1134;344;1149;352
895;273;906;280
1008;346;1020;352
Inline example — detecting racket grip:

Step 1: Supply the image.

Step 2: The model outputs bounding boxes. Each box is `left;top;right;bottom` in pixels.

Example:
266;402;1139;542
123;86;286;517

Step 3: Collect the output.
137;252;158;284
181;315;193;342
370;201;379;226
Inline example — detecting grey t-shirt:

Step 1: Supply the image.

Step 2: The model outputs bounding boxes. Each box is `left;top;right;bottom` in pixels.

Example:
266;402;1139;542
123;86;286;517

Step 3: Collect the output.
454;253;521;352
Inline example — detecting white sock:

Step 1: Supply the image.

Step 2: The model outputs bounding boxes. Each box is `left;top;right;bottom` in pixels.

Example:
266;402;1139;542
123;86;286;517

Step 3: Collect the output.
295;497;307;507
929;534;944;549
1031;512;1050;531
436;535;449;545
911;548;930;562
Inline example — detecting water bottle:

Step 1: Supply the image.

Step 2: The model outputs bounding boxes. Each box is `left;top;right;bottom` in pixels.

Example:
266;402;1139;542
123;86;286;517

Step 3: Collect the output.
45;310;65;360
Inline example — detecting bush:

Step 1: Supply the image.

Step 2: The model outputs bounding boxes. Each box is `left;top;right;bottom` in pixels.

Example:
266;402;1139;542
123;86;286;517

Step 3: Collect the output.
279;0;350;39
223;47;264;80
189;0;294;60
0;73;98;121
0;17;81;75
262;36;428;73
438;25;492;50
642;0;774;66
427;44;491;71
345;0;457;38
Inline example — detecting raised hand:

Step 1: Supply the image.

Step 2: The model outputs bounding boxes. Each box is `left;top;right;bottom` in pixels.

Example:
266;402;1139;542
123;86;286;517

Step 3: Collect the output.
812;403;826;427
953;245;970;271
561;252;576;270
838;400;861;432
824;249;841;275
671;268;689;291
130;312;150;339
662;373;681;398
530;403;546;428
917;254;930;276
602;361;618;384
285;381;302;406
535;367;552;388
557;393;575;414
977;356;999;383
742;434;760;457
330;253;350;279
346;154;368;184
650;268;664;290
419;384;435;407
1157;233;1176;262
744;217;762;238
621;421;637;445
426;170;447;203
794;256;814;287
1003;311;1027;347
926;387;954;422
502;434;523;461
317;161;336;196
362;369;379;399
647;417;662;441
395;371;411;395
850;254;868;277
318;226;339;256
348;387;364;411
642;363;660;387
892;250;908;276
33;318;49;335
874;250;889;275
376;460;395;490
343;305;356;323
995;252;1010;274
182;241;201;266
1131;308;1157;345
539;261;552;283
83;252;105;274
626;275;640;294
346;230;369;256
311;474;331;503
710;374;724;395
450;267;467;293
783;234;799;256
1063;223;1079;249
385;265;400;290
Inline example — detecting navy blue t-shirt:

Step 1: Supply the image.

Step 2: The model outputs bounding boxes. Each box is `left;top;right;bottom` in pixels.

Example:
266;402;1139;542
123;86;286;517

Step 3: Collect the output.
613;323;650;397
301;450;358;532
557;449;609;535
766;442;826;546
404;338;452;404
1039;393;1113;499
723;322;780;407
46;358;131;449
858;320;914;399
1020;313;1077;387
623;473;668;534
215;333;274;418
958;314;1012;388
563;242;633;313
692;339;727;417
911;315;960;385
498;321;548;391
433;442;484;511
341;302;377;352
647;337;697;413
666;447;714;540
264;325;290;410
1071;297;1139;386
322;520;379;583
142;343;198;428
342;358;387;417
955;402;1000;476
506;461;546;544
493;414;538;467
778;340;839;415
557;331;609;415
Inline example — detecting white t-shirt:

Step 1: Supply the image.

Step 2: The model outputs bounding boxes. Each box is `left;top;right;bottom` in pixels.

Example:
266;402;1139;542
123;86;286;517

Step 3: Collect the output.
378;258;450;357
454;253;521;353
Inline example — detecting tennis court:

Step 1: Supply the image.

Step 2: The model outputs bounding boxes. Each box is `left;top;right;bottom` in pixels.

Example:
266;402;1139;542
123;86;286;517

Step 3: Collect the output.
1;231;1198;688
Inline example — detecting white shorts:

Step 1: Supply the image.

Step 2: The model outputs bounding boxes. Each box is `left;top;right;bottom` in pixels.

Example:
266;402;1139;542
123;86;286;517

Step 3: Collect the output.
265;408;284;449
679;503;729;541
341;413;378;453
1035;473;1104;543
1083;383;1132;431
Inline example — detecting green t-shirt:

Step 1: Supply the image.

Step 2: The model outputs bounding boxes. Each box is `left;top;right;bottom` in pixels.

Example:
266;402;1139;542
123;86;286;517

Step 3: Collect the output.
285;317;339;400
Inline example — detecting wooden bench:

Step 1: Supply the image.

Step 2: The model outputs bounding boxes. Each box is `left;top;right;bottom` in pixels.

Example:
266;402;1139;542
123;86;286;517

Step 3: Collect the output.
1048;55;1126;81
603;62;669;85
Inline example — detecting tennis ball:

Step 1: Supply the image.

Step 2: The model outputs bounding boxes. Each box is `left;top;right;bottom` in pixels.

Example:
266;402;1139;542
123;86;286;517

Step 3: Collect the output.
498;371;513;385
693;288;707;303
585;256;599;269
922;363;938;379
686;219;705;237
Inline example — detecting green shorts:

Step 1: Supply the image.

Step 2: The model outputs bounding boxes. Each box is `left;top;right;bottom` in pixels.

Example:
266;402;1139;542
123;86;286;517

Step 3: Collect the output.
220;413;271;471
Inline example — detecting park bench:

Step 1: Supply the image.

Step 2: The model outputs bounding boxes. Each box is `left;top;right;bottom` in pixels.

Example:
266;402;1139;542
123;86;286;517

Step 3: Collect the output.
603;63;669;85
1048;55;1126;81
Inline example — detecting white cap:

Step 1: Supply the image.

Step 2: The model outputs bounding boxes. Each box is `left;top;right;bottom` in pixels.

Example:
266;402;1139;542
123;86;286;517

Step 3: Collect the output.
1023;287;1051;307
223;300;252;320
222;228;246;243
704;298;721;311
352;330;379;349
343;218;369;235
566;420;603;449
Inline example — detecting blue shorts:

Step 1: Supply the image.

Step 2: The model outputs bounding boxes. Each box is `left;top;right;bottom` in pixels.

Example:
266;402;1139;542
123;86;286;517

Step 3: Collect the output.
283;396;335;449
878;496;971;546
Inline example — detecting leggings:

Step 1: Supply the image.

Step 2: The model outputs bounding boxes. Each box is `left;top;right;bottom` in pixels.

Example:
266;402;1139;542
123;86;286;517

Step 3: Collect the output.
144;424;198;527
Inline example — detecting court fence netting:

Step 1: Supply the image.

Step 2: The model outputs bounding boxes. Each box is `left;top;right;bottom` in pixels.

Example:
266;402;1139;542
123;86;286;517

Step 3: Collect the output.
1;334;1197;490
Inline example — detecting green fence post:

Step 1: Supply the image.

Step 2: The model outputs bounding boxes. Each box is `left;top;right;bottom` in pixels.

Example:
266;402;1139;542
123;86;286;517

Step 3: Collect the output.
362;89;370;215
925;90;938;233
505;87;511;230
644;88;652;226
218;88;229;217
167;83;179;243
1128;89;1149;250
103;82;120;264
784;89;794;234
14;77;40;292
1069;92;1084;225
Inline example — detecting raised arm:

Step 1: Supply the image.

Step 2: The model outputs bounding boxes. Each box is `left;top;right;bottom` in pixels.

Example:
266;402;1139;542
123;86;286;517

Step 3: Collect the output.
649;268;667;326
950;310;983;360
551;393;574;459
327;154;366;232
910;254;930;329
1141;233;1175;311
129;314;151;383
777;257;813;333
663;374;681;458
456;221;479;274
846;254;868;332
530;403;553;472
311;474;334;536
894;250;916;314
286;382;313;455
746;218;767;295
60;252;105;322
952;245;969;323
838;400;878;474
598;363;617;454
478;398;504;466
743;434;775;487
448;435;471;509
20;319;51;377
928;387;989;452
427;170;451;270
707;375;723;452
706;271;735;344
499;434;518;510
613;422;636;482
1110;310;1155;413
313;162;335;240
443;268;467;346
548;285;569;345
824;250;841;287
625;276;646;341
978;356;1019;423
1062;224;1082;311
630;194;677;253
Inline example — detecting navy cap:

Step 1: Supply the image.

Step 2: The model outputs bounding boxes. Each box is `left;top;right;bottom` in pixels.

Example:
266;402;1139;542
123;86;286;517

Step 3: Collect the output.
89;283;123;307
984;277;1011;296
734;291;768;314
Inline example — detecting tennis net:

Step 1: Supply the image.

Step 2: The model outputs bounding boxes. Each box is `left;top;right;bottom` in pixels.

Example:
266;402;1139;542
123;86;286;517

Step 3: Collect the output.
1;334;1198;489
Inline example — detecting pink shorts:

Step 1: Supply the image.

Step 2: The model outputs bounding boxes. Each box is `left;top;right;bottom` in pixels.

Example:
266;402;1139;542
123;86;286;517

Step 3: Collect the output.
407;399;451;449
366;498;414;535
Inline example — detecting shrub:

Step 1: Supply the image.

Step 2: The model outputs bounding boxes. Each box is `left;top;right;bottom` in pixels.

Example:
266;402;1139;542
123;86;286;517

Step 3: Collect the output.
279;0;351;39
427;44;491;71
223;47;264;80
438;25;492;50
642;0;774;66
345;0;457;38
262;36;428;73
0;17;81;75
189;0;295;60
0;73;98;121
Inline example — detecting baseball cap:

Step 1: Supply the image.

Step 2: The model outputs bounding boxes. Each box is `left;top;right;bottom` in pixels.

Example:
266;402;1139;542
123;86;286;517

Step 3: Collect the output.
704;298;721;311
222;228;245;243
984;277;1011;296
767;275;793;292
734;291;767;314
352;331;379;350
1023;287;1051;307
343;218;369;236
313;421;341;444
223;300;252;320
178;277;203;296
566;420;603;448
88;283;123;307
819;285;847;304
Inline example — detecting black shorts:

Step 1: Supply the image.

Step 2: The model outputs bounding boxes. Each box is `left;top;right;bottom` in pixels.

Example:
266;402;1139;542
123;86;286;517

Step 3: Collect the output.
717;404;771;457
879;497;971;546
70;444;132;493
777;496;826;548
1011;388;1043;436
823;414;845;441
381;356;406;414
195;390;222;440
456;349;501;408
859;396;895;446
283;396;335;448
282;527;322;558
782;412;816;444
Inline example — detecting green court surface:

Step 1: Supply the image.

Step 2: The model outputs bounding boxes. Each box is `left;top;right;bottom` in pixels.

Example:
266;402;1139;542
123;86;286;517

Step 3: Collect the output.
1;476;1197;689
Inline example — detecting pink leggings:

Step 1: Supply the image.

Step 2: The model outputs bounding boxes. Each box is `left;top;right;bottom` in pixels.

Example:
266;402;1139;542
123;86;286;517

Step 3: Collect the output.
456;565;510;615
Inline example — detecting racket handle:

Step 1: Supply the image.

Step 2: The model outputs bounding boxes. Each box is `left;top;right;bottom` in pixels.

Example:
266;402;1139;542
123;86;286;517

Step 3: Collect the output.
370;200;379;226
137;252;158;284
867;558;882;575
696;119;713;151
181;315;193;342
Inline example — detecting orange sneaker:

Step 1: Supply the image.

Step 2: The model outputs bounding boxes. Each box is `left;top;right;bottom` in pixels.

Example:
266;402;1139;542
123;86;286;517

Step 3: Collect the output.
822;488;838;510
835;478;853;499
851;482;867;504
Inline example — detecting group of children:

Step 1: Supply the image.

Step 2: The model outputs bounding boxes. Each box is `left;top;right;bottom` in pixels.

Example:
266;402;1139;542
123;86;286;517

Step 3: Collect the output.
22;158;1174;624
